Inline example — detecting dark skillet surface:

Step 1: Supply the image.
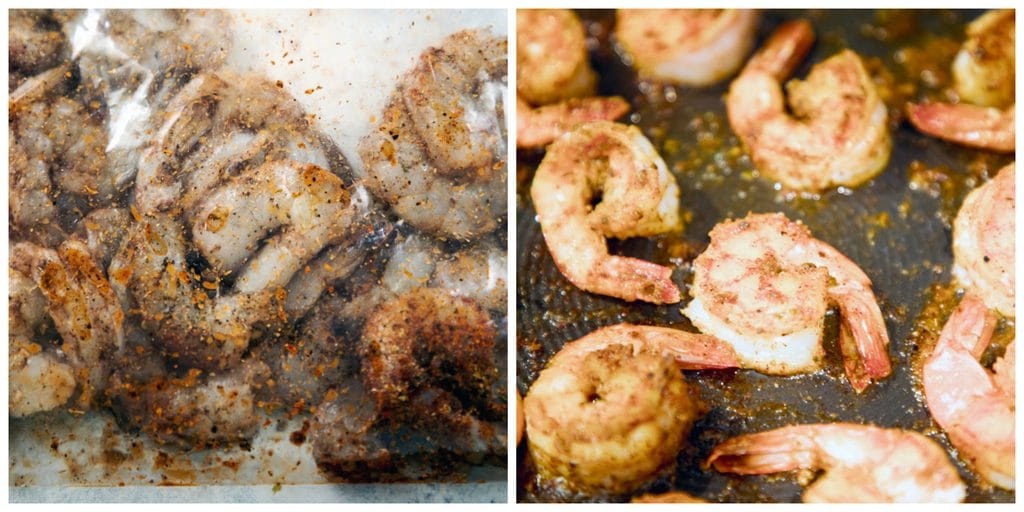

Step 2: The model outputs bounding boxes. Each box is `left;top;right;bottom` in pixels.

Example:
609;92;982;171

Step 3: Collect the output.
516;9;1014;503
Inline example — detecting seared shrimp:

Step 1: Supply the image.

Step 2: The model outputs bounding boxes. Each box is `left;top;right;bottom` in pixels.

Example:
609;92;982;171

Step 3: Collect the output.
531;121;683;304
11;241;125;409
109;214;276;371
358;29;507;240
516;389;524;445
727;20;891;191
953;164;1014;318
524;324;737;495
707;424;966;503
632;492;706;503
516;95;631;150
683;213;891;391
907;103;1014;153
360;288;505;459
517;9;597;105
616;9;760;86
953;10;1015;109
923;294;1014;489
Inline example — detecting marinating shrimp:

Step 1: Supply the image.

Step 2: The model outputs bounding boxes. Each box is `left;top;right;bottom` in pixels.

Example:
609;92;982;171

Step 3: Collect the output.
360;288;505;459
109;214;277;371
517;9;597;105
727;20;891;191
516;95;631;150
531;121;683;304
11;241;125;409
9;268;76;417
615;9;760;86
358;29;507;240
524;323;737;495
923;294;1015;490
952;164;1014;318
683;213;891;391
707;424;966;503
952;10;1015;109
907;11;1014;152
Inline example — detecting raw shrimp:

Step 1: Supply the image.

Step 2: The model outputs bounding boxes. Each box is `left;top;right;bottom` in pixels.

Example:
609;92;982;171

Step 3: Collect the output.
707;423;966;503
516;95;631;150
8;268;76;417
11;240;125;409
517;9;597;105
952;163;1014;318
683;213;891;391
952;10;1014;109
524;323;737;495
71;207;131;271
358;29;507;240
108;214;277;371
923;294;1014;490
8;10;68;90
615;9;760;86
530;121;683;304
360;288;505;460
727;20;891;191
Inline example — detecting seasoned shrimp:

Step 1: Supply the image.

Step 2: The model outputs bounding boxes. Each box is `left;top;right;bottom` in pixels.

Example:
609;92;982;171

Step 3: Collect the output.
516;95;631;150
9;268;76;417
683;213;891;391
727;20;891;191
517;9;597;105
952;10;1015;109
524;324;737;495
531;121;683;304
952;164;1014;318
360;288;505;460
906;103;1014;153
358;29;507;240
707;424;966;503
9;10;68;90
516;389;524;445
109;214;277;371
11;241;125;409
632;492;707;503
923;294;1014;490
615;9;760;86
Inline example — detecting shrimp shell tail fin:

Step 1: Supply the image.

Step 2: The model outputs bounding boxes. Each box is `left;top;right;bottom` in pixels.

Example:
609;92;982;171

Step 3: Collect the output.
907;102;1015;153
936;293;998;359
837;292;891;392
706;427;817;474
592;256;682;304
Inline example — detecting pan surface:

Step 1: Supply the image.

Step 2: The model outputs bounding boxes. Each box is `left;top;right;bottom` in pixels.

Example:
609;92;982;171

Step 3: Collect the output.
516;9;1014;503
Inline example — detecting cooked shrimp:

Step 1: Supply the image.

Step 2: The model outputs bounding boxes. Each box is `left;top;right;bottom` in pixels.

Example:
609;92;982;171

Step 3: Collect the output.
632;492;707;503
952;10;1015;109
360;288;505;459
906;103;1014;153
516;95;631;149
923;293;1015;490
358;29;507;240
952;163;1014;318
727;20;891;191
517;9;597;105
616;9;760;86
516;389;524;445
531;121;683;304
11;240;125;409
683;213;891;391
8;268;76;417
524;324;737;495
707;424;966;503
109;214;277;371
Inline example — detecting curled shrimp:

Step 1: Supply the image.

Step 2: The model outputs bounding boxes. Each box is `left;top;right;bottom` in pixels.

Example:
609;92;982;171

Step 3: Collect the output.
524;323;737;495
358;29;507;240
517;9;597;105
615;9;760;86
923;294;1015;490
530;121;684;304
907;11;1015;152
707;423;966;503
727;20;891;191
953;163;1014;318
683;213;891;391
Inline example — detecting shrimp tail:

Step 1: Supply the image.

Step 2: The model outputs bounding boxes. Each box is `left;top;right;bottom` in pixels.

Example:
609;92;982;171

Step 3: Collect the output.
906;102;1015;153
744;19;815;80
593;256;682;304
836;289;891;392
936;293;997;358
517;96;631;149
615;325;740;370
706;426;817;473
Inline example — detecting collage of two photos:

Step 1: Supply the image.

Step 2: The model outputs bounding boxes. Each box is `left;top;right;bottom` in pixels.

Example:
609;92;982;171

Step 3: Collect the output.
7;6;1017;504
